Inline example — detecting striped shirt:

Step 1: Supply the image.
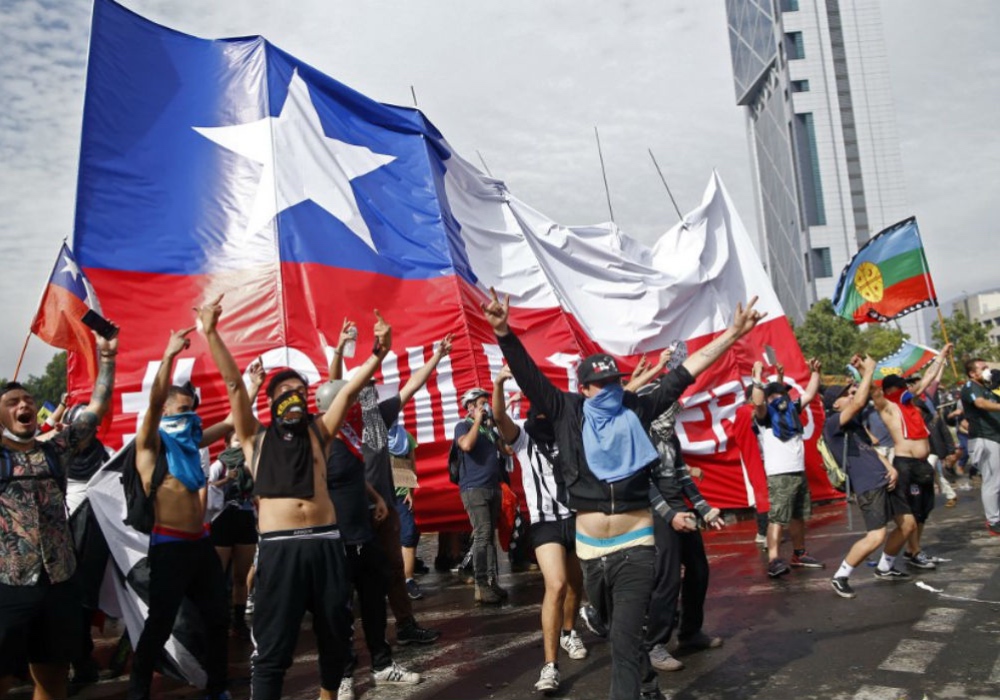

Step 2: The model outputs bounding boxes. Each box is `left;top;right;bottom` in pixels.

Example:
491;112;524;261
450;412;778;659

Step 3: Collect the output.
510;419;573;524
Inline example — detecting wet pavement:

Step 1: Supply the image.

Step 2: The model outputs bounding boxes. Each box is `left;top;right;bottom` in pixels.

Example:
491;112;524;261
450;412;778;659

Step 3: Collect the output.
13;483;1000;700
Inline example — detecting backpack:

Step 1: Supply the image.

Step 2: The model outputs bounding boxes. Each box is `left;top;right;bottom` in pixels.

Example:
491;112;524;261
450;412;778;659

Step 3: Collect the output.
0;442;64;497
816;435;847;493
767;397;803;441
120;442;170;534
448;441;462;485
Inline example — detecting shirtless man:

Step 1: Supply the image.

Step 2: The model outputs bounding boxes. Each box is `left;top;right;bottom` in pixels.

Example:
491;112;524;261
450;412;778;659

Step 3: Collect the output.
482;288;763;700
200;296;391;700
873;343;953;572
128;327;235;700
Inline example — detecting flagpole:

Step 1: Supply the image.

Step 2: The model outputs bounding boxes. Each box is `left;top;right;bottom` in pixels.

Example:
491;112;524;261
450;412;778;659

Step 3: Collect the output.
14;240;67;381
594;126;615;223
648;148;684;223
913;223;960;380
476;150;494;177
409;85;418;107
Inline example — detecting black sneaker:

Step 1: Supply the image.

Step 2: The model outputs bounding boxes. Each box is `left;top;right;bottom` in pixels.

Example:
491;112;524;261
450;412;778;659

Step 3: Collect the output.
830;577;856;599
873;567;911;581
989;522;1000;536
579;605;608;638
396;620;440;645
767;558;791;578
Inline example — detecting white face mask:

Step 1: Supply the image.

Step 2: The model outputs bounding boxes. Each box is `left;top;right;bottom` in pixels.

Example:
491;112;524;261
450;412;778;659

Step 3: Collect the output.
982;368;993;384
2;427;36;444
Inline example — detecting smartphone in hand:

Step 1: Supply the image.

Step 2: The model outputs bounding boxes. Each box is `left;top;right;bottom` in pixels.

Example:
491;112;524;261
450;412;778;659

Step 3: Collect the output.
81;310;119;340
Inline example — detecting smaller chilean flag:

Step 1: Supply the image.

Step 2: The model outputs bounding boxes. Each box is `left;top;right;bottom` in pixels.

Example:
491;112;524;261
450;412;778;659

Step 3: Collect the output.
30;243;105;380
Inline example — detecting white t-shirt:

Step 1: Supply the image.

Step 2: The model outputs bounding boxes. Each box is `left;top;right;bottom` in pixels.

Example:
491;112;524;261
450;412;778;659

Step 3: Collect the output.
510;419;573;524
755;407;806;476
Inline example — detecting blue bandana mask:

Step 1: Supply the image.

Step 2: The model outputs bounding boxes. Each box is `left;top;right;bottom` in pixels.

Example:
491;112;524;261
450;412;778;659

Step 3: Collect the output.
581;384;659;482
159;412;205;492
387;423;410;457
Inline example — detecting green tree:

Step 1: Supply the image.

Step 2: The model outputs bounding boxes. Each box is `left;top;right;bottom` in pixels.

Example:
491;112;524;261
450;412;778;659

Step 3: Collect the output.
0;352;67;406
932;309;1000;382
858;324;906;361
793;299;861;370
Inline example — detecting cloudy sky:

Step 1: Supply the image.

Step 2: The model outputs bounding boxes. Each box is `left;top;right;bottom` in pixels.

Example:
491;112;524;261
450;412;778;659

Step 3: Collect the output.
1;0;997;376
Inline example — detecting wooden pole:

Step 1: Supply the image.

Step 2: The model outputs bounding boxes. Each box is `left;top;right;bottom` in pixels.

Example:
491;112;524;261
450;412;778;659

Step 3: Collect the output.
14;240;66;381
935;306;961;383
648;148;684;223
912;222;960;380
594;126;615;223
11;330;32;382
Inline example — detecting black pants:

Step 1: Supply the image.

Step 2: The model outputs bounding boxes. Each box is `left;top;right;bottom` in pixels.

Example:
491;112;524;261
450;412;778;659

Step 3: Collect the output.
251;527;351;699
646;514;710;647
127;538;229;700
581;546;658;700
344;540;393;674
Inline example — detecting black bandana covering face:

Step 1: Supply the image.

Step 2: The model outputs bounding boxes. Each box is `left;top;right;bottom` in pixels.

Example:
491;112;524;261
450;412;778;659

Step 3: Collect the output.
360;384;388;451
271;390;309;437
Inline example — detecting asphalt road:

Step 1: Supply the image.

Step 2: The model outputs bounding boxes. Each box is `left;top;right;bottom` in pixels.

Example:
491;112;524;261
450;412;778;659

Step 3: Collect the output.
16;482;1000;700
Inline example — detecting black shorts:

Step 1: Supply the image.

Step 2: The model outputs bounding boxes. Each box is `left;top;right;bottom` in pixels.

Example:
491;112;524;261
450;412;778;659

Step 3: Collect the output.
0;574;81;676
530;517;576;551
210;507;258;547
894;456;934;524
855;487;891;531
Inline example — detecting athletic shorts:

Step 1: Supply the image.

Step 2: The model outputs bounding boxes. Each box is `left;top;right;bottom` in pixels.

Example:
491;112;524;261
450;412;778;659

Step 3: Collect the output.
855;487;891;531
894;456;934;524
210;507;258;547
766;473;811;526
0;573;81;676
530;517;576;551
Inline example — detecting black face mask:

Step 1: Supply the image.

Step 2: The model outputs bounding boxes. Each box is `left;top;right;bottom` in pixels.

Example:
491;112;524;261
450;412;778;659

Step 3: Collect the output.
270;390;309;436
525;409;556;448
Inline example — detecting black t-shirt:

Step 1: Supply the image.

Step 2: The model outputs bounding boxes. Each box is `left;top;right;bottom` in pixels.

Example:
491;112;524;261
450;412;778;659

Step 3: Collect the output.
364;396;403;508
67;438;108;481
327;438;373;546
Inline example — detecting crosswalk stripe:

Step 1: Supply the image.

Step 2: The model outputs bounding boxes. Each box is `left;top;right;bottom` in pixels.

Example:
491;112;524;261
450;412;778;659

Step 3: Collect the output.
912;607;965;633
878;639;945;674
853;685;909;700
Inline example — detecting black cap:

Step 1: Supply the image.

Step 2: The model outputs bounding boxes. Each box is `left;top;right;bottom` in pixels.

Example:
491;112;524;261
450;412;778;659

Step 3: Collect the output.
577;354;627;385
266;368;308;398
764;382;789;398
823;385;850;412
881;374;907;393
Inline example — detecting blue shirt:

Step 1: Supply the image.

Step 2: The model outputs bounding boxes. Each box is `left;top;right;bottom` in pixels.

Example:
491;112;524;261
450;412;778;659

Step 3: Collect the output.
453;420;504;491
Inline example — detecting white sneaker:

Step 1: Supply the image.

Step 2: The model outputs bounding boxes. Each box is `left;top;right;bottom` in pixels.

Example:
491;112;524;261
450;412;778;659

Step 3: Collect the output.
648;643;684;671
372;661;421;685
336;676;354;700
559;629;588;660
534;662;559;692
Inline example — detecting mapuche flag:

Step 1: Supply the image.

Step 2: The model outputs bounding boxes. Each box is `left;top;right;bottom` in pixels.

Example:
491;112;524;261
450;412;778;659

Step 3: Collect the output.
873;341;939;382
831;217;938;324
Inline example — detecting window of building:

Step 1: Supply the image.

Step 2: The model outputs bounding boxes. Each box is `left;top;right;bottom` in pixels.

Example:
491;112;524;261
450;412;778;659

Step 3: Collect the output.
811;247;833;278
791;79;810;93
785;32;805;60
781;0;800;11
794;113;827;226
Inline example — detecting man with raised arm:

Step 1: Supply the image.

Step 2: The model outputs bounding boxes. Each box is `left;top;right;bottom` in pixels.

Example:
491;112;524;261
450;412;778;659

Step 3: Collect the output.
0;334;117;700
873;343;954;571
825;355;916;599
751;356;823;577
327;321;448;647
127;327;235;700
199;296;392;700
481;288;763;700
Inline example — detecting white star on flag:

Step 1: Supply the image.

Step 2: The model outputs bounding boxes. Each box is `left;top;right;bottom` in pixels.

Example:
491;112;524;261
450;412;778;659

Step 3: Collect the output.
59;254;81;281
194;69;396;253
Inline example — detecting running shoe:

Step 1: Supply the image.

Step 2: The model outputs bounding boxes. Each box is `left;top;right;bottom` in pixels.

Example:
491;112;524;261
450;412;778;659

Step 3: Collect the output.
579;605;608;638
336;677;354;700
676;631;724;651
767;558;791;577
406;578;424;600
559;629;588;660
534;663;559;693
396;620;440;645
988;521;1000;536
903;551;937;570
790;552;825;568
873;567;911;581
648;644;684;671
372;661;421;685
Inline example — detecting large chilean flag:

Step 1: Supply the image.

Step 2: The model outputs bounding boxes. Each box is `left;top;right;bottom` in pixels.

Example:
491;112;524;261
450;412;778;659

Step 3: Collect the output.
71;0;837;530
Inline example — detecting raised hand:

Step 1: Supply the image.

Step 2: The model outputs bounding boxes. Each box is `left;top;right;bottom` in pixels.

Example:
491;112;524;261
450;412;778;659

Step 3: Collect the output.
435;333;454;358
96;332;119;357
495;365;513;386
197;294;224;335
480;287;511;335
730;296;766;338
338;318;357;347
808;357;822;373
373;309;392;352
165;326;196;358
246;358;266;392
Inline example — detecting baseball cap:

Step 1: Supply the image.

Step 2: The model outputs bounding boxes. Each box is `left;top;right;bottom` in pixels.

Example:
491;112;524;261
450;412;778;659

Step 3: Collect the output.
763;382;790;398
577;354;627;385
823;385;850;412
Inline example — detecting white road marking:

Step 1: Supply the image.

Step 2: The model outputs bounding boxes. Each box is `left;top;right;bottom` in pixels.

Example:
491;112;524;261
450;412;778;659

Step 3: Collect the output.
878;638;944;674
853;685;910;700
912;607;965;633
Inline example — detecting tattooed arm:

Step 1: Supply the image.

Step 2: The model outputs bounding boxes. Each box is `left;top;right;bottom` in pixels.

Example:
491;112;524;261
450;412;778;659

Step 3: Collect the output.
69;334;118;450
681;297;765;379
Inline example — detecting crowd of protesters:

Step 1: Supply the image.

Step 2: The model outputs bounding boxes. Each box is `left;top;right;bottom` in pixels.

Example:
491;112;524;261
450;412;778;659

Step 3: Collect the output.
1;292;996;700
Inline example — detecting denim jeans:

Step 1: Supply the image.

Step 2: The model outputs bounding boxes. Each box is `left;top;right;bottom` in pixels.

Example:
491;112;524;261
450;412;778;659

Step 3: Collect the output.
581;545;659;700
461;487;500;585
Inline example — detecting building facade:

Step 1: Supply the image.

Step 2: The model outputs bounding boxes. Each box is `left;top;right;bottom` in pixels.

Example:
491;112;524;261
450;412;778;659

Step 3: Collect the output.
952;291;1000;347
725;0;913;333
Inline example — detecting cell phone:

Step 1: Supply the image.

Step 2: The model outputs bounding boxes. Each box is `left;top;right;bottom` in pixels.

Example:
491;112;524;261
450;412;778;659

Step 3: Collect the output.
81;309;119;340
764;345;778;366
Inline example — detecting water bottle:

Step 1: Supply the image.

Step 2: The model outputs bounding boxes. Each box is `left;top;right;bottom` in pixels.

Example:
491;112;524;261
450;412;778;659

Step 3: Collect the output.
343;326;357;358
